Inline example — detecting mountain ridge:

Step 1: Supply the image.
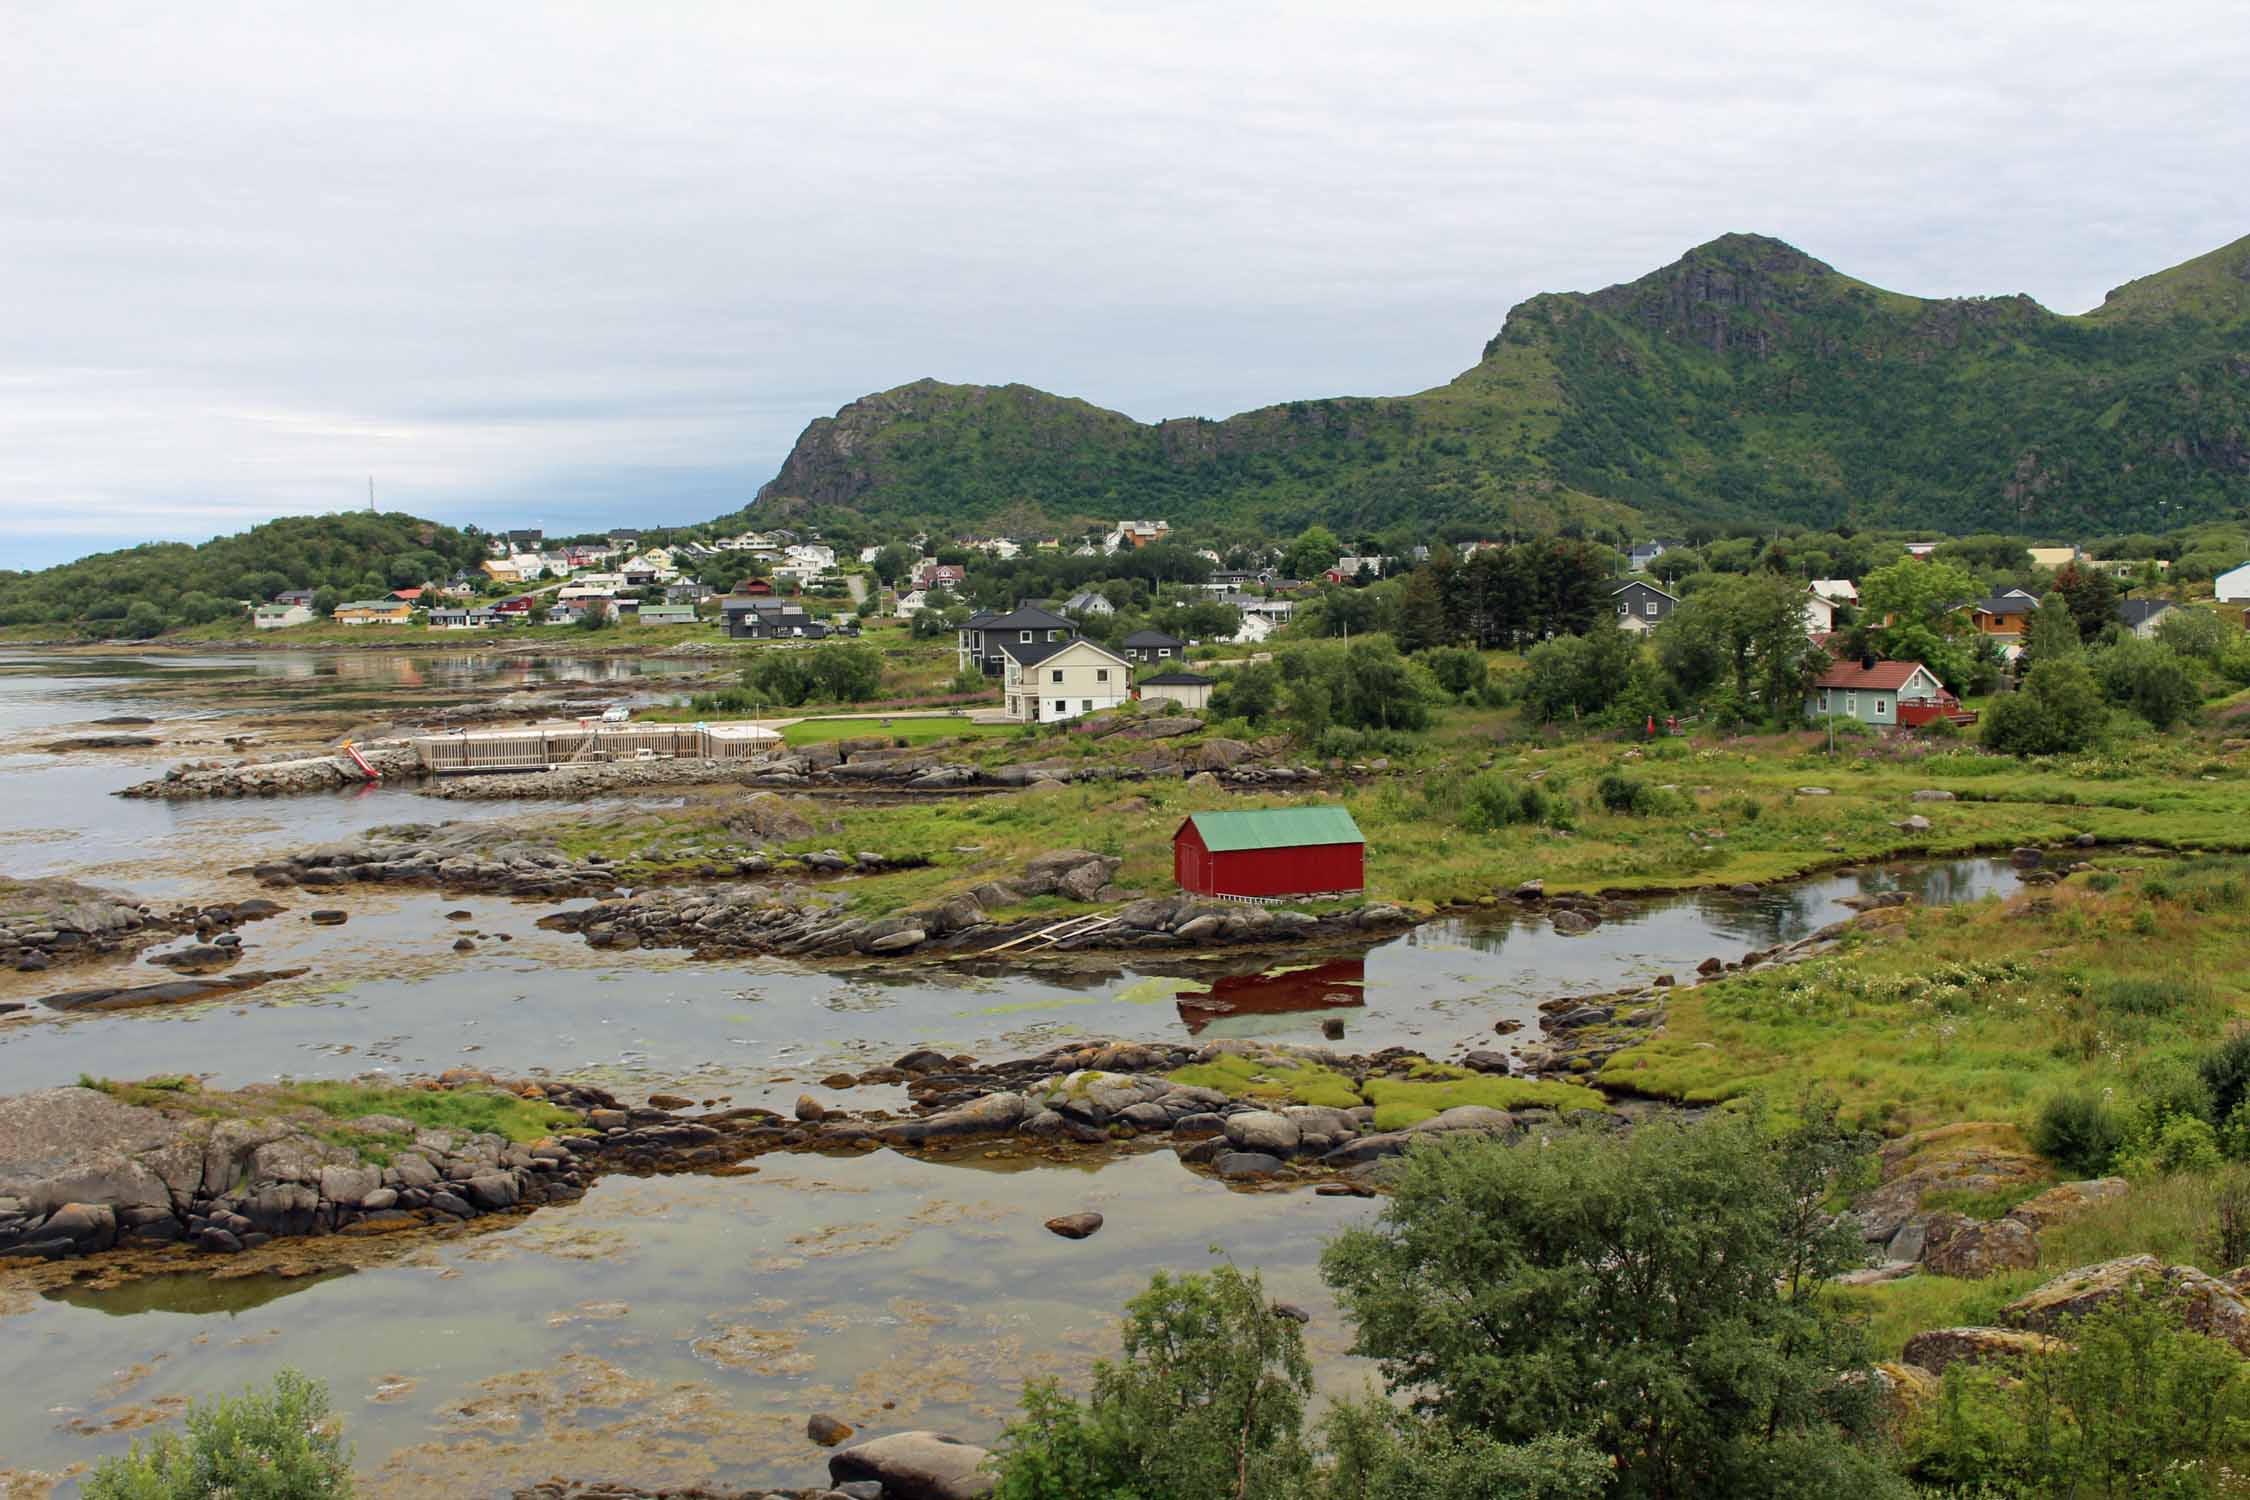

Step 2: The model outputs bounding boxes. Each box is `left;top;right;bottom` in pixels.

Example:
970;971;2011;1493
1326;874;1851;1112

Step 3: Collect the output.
754;232;2250;538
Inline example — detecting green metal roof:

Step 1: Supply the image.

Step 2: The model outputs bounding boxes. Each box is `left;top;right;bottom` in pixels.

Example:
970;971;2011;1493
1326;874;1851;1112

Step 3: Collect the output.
1183;805;1364;852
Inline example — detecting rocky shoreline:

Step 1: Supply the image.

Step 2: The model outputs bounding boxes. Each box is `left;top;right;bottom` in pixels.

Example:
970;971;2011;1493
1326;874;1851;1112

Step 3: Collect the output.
0;880;249;981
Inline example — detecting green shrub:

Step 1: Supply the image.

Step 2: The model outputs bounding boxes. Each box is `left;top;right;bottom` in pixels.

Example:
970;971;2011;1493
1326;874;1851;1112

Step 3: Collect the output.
1595;770;1655;814
84;1369;352;1500
2029;1089;2127;1176
2093;971;2214;1019
1458;773;1558;834
2202;1034;2250;1131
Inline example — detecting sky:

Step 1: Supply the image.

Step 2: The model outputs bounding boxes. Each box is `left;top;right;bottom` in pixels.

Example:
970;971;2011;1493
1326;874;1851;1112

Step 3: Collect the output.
4;1;2245;569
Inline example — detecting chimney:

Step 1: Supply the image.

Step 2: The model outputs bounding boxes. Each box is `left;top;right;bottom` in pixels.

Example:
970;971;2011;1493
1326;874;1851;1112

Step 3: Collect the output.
1861;654;1878;672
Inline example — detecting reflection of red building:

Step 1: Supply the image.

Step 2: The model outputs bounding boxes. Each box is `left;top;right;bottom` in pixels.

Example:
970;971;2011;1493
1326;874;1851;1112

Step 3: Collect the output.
1176;957;1365;1034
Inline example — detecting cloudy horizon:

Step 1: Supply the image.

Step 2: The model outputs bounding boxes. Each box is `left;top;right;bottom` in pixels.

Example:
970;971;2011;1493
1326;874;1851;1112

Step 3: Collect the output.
5;1;2244;569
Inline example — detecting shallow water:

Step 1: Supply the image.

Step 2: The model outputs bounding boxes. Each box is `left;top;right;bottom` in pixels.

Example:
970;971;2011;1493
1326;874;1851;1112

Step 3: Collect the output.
0;653;2024;1494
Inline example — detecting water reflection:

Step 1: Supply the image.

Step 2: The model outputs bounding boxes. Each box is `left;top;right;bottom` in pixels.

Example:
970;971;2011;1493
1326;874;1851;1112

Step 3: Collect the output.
44;1267;353;1318
1178;957;1366;1034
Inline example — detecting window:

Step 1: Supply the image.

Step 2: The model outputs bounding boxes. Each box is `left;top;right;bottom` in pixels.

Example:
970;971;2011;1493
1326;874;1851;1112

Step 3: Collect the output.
1874;696;1890;718
1082;700;1093;712
1048;629;1062;641
1021;630;1032;643
1052;700;1065;715
1845;691;1858;715
1158;647;1172;657
1051;669;1063;683
1095;669;1109;682
1617;602;1629;616
1645;601;1659;616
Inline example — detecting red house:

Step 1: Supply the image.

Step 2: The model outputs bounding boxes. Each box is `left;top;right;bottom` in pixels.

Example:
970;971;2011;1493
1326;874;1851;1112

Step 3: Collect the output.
1173;806;1365;902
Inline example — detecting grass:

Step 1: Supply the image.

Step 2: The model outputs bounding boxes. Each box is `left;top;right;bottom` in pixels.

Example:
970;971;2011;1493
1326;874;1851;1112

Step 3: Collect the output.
777;717;1010;749
78;1075;579;1165
1360;1064;1609;1128
1597;859;2250;1140
1161;1052;1607;1123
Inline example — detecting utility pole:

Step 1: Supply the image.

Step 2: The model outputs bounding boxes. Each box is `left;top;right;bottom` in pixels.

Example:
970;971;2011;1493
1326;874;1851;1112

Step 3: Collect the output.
367;477;376;513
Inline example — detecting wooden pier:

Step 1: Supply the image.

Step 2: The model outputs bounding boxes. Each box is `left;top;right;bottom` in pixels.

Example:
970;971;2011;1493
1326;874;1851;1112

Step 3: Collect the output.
411;722;781;775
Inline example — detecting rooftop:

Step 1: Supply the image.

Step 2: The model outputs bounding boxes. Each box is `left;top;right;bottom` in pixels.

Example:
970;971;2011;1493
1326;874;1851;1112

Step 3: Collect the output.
1180;806;1365;852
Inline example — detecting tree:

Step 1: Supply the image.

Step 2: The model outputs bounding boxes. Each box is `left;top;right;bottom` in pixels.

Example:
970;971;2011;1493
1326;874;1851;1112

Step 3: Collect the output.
1421;647;1488;700
1981;658;2109;755
1860;558;1978;660
2091;637;2197;729
1397;567;1451;652
1679;573;1823;721
1281;525;1342;581
2017;594;2081;672
85;1368;353;1500
2052;563;2119;643
121;600;167;639
1322;1110;1906;1500
575;599;612;631
989;1264;1314;1500
871;543;917;586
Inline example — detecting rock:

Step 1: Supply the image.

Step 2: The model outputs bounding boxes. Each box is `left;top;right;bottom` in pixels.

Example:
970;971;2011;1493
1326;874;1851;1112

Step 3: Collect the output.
828;1430;995;1500
808;1412;855;1447
1458;1050;1511;1074
2010;847;2045;868
878;1092;1028;1146
796;1095;827;1122
1270;1301;1310;1323
1044;1212;1103;1240
42;1201;118;1250
1407;1105;1517;1135
1550;910;1595;936
1695;956;1725;975
452;938;476;952
1922;1214;2039;1278
1214;1151;1288;1180
1911;788;1956;802
1173;914;1223;942
647;1093;694;1110
2004;1177;2128;1231
1513;879;1545;900
2002;1253;2250;1355
1171;1113;1227;1140
894;1049;950;1073
1897;815;1933;834
864;927;926;954
1321;1017;1346;1040
1796;786;1832;796
309;910;348;926
1899;1326;2064;1375
1222;1111;1301;1155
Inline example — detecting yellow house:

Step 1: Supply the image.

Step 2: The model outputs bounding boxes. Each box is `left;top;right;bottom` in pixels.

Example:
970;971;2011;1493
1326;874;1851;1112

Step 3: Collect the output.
1000;637;1133;723
333;599;413;627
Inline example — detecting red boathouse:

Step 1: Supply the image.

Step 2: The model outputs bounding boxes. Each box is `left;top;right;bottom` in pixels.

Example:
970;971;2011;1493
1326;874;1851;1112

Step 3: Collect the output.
1172;806;1366;902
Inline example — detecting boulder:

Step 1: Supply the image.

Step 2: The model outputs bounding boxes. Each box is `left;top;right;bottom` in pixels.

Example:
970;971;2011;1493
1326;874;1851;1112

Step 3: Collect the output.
1213;1151;1288;1180
828;1431;995;1500
1550;910;1595;936
1044;1212;1104;1240
2010;847;2045;868
2005;1177;2128;1231
2003;1254;2250;1355
1921;1214;2039;1278
1222;1111;1301;1155
1911;788;1957;802
1899;1326;2064;1375
807;1413;855;1447
878;1093;1029;1146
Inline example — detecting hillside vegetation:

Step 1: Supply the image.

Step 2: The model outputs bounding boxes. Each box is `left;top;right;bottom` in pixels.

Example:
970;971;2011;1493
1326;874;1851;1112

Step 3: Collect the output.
0;513;490;636
755;232;2250;540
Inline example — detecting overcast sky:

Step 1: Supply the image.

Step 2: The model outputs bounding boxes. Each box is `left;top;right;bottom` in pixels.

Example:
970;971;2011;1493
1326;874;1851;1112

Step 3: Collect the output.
4;1;2243;568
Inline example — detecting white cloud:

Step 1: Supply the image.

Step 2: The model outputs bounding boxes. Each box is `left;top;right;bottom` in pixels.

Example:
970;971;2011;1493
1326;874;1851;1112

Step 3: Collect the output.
2;0;2244;564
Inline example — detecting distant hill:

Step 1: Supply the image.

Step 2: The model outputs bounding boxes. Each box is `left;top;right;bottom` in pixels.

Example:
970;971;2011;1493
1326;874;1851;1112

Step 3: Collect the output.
754;232;2250;538
0;513;490;635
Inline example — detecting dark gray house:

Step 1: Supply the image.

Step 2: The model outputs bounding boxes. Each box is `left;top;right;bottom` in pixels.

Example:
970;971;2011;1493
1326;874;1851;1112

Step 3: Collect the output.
959;605;1077;675
1611;580;1677;632
722;597;831;640
1120;628;1185;663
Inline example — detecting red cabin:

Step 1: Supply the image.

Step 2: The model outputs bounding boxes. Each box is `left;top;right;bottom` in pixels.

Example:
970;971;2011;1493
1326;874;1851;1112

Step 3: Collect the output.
1173;806;1365;902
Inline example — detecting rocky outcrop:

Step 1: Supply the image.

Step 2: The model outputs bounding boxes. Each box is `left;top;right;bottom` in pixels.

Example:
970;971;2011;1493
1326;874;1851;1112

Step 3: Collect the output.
119;743;422;799
828;1430;993;1499
1899;1326;2066;1375
542;879;1415;961
0;1082;605;1261
0;880;204;974
2002;1254;2250;1355
35;967;309;1014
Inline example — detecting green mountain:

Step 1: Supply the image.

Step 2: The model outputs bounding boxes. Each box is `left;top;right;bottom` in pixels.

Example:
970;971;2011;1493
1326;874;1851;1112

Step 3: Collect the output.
754;232;2250;538
0;512;491;635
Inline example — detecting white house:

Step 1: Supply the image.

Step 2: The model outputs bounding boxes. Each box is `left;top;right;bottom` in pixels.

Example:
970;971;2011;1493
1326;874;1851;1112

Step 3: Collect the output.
1000;637;1133;723
2117;599;2175;639
1138;669;1215;712
1810;579;1859;606
1063;589;1116;618
2216;563;2250;604
253;603;313;630
1804;590;1838;637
